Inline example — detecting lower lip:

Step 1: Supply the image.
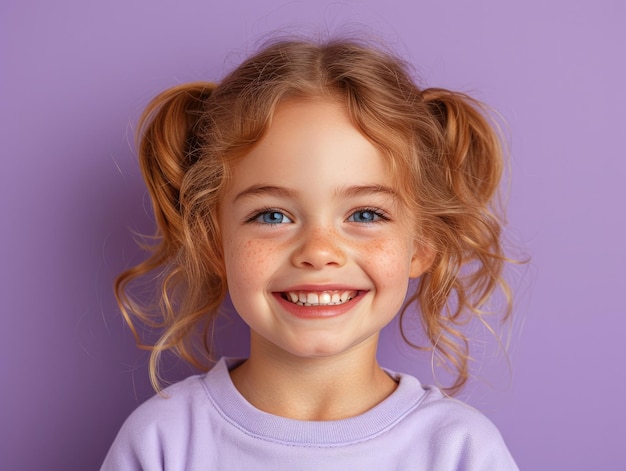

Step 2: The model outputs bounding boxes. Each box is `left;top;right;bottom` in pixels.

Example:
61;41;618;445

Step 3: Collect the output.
273;291;366;319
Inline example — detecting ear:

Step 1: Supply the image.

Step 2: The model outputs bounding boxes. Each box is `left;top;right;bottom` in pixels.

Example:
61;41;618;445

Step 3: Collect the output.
409;241;436;279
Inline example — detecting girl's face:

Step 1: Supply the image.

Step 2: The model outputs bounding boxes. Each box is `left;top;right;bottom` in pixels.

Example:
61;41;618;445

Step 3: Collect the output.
219;99;430;362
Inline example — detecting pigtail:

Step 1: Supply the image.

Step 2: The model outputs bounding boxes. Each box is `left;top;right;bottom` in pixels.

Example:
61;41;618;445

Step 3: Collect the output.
402;88;510;395
115;82;220;391
138;82;216;248
421;88;503;206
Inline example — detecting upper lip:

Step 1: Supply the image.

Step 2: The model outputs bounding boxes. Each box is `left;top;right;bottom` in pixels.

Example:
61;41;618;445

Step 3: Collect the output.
274;284;365;292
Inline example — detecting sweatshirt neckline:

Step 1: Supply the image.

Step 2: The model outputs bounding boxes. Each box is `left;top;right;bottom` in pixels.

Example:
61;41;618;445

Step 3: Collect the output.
201;357;427;447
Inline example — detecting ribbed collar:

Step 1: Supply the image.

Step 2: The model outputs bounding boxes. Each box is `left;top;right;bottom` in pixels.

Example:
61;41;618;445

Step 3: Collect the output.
200;357;428;447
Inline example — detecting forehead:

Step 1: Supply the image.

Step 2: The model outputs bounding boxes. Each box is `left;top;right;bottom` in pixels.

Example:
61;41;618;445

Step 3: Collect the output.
225;99;393;193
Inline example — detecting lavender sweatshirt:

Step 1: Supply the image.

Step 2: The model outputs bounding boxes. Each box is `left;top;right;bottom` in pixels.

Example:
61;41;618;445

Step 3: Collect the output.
101;358;518;470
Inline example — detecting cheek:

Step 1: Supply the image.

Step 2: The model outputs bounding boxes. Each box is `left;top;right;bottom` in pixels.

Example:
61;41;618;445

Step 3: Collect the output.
363;238;413;282
225;239;278;288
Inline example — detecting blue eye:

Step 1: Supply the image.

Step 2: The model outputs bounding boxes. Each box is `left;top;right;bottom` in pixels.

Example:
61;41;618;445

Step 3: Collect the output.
253;210;293;224
348;209;386;223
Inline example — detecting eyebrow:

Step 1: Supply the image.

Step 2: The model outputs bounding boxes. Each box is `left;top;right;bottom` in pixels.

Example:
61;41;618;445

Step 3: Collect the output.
233;184;398;202
336;184;398;199
233;185;297;202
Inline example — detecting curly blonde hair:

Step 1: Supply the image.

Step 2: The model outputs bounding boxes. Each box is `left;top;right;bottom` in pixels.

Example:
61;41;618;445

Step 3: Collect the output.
115;38;511;394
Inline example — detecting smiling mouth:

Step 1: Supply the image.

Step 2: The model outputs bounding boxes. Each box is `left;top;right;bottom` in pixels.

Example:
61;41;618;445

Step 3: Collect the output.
281;290;359;306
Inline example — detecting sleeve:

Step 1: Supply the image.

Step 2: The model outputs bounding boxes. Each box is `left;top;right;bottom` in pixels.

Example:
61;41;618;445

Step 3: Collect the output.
99;376;208;471
100;407;166;471
428;402;519;471
456;420;518;471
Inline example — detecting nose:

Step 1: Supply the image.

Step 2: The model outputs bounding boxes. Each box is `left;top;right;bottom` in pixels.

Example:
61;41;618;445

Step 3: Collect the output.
290;227;347;269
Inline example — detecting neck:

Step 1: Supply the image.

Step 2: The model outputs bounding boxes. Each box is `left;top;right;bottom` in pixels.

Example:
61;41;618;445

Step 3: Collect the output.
229;335;397;421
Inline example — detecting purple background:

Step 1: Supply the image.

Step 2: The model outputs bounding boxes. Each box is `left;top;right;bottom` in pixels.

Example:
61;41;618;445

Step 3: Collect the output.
2;0;624;469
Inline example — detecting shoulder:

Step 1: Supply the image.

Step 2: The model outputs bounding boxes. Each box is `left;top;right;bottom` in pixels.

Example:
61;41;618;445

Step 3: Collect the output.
420;387;505;438
121;373;208;430
101;373;213;470
391;372;519;470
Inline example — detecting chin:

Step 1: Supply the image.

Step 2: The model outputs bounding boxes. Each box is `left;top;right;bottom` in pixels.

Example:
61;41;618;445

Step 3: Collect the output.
279;335;374;361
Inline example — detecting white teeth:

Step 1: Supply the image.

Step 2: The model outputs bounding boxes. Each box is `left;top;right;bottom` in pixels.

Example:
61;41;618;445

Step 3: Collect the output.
283;290;358;306
319;292;331;304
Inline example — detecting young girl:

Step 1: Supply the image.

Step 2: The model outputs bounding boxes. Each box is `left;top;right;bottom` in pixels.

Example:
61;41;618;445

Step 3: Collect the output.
102;38;518;470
